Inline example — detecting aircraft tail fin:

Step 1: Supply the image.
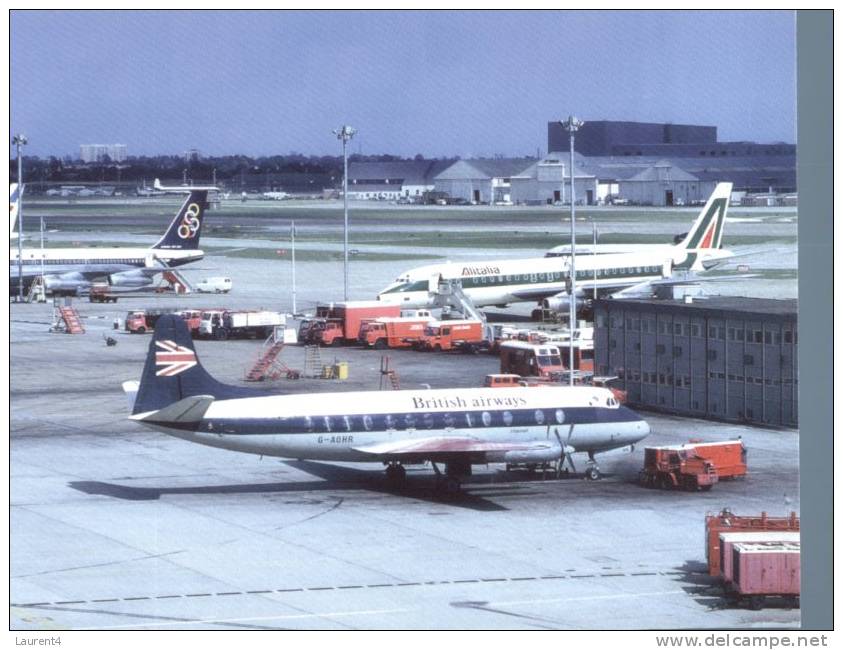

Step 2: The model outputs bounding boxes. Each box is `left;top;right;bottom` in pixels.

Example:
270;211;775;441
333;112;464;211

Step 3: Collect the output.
131;315;271;415
10;183;21;238
676;182;732;250
151;190;208;251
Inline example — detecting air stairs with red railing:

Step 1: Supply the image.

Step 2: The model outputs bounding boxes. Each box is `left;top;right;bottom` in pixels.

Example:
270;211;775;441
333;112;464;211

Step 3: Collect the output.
244;336;299;381
56;306;85;334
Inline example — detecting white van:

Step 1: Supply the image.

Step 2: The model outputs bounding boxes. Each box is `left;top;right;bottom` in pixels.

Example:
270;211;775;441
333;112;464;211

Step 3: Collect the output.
195;277;232;294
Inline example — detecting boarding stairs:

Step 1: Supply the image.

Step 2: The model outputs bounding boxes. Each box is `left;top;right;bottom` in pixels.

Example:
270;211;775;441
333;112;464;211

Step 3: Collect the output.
26;276;47;303
161;269;194;294
245;335;298;381
53;304;85;334
429;278;494;342
379;356;401;390
303;345;324;378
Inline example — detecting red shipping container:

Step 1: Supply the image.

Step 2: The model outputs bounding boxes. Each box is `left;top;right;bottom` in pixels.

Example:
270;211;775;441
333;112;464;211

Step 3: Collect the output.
732;542;801;596
705;509;799;576
719;531;800;584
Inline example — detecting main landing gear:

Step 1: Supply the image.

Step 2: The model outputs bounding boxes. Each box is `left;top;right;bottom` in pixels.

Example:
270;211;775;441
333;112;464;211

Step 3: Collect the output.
384;462;406;488
585;451;602;481
383;461;466;498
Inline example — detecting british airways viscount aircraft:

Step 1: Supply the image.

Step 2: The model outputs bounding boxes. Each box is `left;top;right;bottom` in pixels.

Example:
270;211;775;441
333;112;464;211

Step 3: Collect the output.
127;316;651;495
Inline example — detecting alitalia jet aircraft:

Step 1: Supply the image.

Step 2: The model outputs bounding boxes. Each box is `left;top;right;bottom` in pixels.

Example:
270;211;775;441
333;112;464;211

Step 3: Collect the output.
9;190;208;295
127;316;650;495
378;183;733;312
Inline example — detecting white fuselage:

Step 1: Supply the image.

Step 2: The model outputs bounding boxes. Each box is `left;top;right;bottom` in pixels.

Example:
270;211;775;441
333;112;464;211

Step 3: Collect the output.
378;245;731;309
137;386;650;462
9;246;203;287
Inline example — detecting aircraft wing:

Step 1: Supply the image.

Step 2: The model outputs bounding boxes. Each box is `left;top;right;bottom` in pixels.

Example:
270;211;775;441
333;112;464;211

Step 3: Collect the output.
353;437;566;461
610;273;759;299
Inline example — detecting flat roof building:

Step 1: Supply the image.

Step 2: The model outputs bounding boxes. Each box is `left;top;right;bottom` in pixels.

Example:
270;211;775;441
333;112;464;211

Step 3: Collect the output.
80;144;127;163
594;295;798;428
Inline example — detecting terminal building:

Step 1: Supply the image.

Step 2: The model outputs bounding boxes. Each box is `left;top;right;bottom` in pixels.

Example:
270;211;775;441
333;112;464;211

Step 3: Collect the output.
593;295;798;428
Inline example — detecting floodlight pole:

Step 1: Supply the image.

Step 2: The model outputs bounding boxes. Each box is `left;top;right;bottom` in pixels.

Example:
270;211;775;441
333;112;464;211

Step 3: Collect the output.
291;220;297;316
14;134;27;302
334;125;356;301
561;116;583;385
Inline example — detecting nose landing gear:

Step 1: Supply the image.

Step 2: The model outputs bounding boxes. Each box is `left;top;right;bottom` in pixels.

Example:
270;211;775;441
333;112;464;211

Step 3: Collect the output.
585;451;602;480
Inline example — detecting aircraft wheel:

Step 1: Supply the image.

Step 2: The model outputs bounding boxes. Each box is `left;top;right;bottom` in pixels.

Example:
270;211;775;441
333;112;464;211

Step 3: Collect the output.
435;475;461;498
385;463;406;487
586;466;601;481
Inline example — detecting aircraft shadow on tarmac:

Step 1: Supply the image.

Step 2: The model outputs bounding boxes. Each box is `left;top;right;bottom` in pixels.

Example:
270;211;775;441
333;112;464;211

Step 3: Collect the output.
67;460;535;511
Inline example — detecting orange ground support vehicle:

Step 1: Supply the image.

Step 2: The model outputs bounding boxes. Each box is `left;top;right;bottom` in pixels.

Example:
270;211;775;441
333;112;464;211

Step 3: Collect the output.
359;317;432;349
301;301;401;346
418;319;487;352
639;445;719;491
556;339;595;373
173;309;206;337
499;341;565;379
705;509;800;577
484;374;524;388
686;440;747;479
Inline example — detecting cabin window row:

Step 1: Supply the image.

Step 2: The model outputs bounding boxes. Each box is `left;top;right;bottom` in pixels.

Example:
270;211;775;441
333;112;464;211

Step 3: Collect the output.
19;258;141;265
289;408;570;433
465;265;662;287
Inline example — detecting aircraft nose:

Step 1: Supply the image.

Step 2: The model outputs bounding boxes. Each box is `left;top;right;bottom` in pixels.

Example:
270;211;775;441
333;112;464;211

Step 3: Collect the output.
621;406;650;443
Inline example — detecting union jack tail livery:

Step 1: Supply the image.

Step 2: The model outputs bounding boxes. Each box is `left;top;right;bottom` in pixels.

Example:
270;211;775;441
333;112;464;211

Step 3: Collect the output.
132;315;273;416
154;340;198;376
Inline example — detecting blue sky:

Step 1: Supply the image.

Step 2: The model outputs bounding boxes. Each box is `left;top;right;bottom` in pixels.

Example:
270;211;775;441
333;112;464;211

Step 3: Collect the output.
10;10;796;158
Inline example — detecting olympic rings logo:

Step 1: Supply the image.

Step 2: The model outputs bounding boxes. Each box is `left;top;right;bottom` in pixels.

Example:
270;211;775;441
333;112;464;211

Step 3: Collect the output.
177;203;202;239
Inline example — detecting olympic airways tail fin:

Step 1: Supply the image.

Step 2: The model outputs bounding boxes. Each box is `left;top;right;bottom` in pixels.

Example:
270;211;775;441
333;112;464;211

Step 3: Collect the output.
151;190;208;251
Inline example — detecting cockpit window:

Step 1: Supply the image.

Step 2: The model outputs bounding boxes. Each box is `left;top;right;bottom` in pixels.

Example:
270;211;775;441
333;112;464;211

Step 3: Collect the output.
380;280;429;294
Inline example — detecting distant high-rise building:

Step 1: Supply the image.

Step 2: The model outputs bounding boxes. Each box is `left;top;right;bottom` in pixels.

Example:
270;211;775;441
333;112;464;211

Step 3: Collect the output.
80;144;127;163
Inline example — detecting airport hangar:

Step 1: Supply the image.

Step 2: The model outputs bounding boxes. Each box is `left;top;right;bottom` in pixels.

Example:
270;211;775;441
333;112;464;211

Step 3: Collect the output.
346;119;795;206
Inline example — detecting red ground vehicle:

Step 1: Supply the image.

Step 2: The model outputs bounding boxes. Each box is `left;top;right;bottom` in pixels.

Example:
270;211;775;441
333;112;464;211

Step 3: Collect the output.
484;374;524;388
556;339;595;373
417;319;486;352
686;440;747;479
173;309;206;337
359;316;432;349
639;445;719;491
499;341;564;379
124;308;178;334
89;285;118;303
704;509;799;577
300;301;401;346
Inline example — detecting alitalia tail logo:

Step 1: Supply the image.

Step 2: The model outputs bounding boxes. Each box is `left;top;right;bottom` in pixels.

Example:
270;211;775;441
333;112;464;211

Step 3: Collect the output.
155;340;197;376
686;198;727;249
